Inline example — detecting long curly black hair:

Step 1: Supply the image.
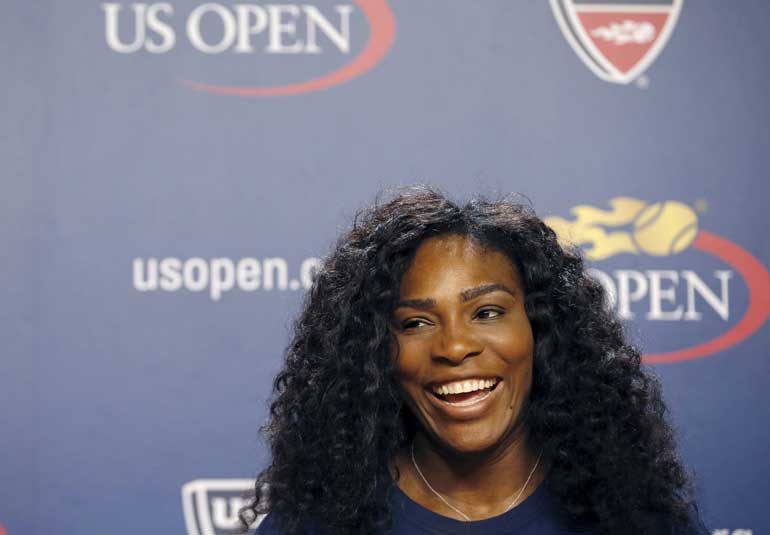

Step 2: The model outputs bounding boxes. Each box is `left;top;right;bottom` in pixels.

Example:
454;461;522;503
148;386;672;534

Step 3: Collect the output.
240;186;701;535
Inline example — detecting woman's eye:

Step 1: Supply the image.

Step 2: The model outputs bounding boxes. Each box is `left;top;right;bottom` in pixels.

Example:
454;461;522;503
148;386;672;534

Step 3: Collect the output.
475;308;503;320
402;319;430;330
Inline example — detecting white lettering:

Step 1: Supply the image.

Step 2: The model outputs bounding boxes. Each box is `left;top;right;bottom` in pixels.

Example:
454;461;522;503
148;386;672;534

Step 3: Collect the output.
210;258;235;301
159;257;182;291
587;268;732;322
682;270;732;320
615;270;648;320
212;496;248;529
102;3;147;53
102;3;174;53
145;3;175;53
105;3;356;55
646;270;683;320
237;258;262;290
233;4;268;53
303;5;353;53
263;257;288;290
188;3;237;54
184;257;209;291
133;257;158;291
266;5;303;53
131;256;332;298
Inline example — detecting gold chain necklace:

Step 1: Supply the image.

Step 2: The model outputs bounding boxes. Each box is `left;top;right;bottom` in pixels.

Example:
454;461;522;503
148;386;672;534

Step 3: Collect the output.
409;442;542;522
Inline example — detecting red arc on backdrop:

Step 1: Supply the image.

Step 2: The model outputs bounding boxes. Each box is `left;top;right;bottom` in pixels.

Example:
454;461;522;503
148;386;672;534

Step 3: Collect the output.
181;0;396;96
643;231;770;363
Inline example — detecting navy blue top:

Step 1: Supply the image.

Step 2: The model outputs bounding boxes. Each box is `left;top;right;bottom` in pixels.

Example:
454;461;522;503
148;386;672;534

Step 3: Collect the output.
256;480;597;534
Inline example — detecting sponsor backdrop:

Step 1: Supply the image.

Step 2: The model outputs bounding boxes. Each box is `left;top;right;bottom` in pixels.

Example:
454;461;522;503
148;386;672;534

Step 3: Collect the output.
2;1;768;534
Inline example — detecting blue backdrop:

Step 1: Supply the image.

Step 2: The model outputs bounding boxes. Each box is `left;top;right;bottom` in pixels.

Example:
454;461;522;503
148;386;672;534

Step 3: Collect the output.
2;1;768;534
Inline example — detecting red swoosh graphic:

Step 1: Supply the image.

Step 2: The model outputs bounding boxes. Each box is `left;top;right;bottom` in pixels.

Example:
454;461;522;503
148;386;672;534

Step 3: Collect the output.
180;0;395;96
643;231;770;363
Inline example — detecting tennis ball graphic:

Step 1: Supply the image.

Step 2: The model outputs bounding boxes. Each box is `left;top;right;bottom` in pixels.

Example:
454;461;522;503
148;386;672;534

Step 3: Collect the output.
632;201;698;256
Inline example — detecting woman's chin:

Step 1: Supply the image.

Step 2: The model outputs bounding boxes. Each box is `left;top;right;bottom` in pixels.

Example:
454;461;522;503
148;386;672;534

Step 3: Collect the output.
430;428;505;456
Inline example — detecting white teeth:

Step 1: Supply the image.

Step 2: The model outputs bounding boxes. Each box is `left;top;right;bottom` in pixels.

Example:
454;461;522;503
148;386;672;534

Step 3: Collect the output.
444;388;494;406
432;378;498;396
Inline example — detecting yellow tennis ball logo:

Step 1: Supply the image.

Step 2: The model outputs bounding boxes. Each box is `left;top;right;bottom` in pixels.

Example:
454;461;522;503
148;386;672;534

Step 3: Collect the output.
632;201;699;256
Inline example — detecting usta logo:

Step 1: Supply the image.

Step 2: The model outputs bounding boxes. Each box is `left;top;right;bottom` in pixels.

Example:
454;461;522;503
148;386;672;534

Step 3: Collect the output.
550;0;683;84
182;479;261;534
101;1;395;95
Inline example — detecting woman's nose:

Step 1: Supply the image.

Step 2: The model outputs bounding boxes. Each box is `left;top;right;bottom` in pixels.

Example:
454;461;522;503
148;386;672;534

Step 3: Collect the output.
432;320;483;364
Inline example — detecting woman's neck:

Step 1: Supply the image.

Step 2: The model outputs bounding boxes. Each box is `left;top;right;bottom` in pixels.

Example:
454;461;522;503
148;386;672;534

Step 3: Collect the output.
392;429;547;521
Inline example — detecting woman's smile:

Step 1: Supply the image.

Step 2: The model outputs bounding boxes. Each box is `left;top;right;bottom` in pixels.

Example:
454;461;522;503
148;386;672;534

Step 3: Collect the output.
424;375;504;419
391;233;534;454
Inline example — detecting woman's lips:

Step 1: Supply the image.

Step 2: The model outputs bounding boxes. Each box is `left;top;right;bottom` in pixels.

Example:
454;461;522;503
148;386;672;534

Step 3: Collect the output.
425;380;503;421
437;387;495;406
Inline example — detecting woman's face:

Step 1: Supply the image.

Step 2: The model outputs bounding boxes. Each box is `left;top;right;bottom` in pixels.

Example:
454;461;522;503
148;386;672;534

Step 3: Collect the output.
391;234;534;454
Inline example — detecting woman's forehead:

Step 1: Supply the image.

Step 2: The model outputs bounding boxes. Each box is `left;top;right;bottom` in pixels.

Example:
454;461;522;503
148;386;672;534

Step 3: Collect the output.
399;234;522;295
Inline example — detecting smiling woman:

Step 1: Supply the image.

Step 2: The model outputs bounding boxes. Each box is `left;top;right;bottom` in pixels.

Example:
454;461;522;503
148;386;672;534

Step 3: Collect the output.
393;237;535;461
240;186;709;535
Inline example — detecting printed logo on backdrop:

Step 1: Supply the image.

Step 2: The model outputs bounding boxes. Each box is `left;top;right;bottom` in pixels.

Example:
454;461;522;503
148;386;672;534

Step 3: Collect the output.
132;256;321;301
182;479;261;534
544;198;770;363
101;1;395;95
550;0;682;85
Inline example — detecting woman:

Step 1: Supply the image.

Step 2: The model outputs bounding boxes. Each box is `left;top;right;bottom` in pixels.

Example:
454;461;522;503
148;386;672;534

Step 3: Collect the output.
240;186;708;535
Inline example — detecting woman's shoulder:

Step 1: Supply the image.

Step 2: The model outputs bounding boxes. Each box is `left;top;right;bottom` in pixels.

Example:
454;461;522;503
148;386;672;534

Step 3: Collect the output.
253;512;281;535
254;512;289;535
252;494;709;535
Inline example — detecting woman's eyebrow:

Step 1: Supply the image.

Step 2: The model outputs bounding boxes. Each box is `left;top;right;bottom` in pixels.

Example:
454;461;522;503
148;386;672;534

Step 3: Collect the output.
460;283;516;302
395;298;436;311
395;284;515;310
